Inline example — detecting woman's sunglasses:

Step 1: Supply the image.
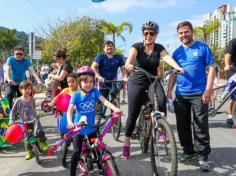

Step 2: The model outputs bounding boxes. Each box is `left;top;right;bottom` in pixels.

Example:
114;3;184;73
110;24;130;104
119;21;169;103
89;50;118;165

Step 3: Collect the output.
143;31;156;37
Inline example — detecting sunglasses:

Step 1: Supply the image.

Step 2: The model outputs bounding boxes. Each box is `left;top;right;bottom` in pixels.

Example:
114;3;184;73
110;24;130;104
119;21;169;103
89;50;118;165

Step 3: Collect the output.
15;53;24;56
143;31;156;37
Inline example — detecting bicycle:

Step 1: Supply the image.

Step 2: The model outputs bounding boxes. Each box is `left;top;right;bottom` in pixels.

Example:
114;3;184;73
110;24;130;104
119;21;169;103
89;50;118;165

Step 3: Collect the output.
48;112;122;175
132;66;178;176
208;77;236;127
12;118;46;164
97;80;123;141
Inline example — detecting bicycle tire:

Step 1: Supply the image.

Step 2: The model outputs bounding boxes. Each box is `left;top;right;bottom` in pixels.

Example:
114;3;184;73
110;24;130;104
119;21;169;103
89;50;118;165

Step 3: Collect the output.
105;158;120;176
150;118;177;176
61;140;70;168
111;99;121;141
33;145;41;165
41;100;51;112
139;111;152;153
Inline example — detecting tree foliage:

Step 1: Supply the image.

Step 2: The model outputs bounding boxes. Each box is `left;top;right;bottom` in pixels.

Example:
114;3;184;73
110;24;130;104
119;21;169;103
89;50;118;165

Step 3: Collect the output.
0;28;19;58
99;21;133;47
39;16;105;66
194;20;220;42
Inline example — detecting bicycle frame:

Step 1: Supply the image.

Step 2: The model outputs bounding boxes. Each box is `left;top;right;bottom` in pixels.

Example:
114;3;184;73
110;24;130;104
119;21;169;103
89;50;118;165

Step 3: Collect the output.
48;112;122;156
97;80;122;116
209;84;236;117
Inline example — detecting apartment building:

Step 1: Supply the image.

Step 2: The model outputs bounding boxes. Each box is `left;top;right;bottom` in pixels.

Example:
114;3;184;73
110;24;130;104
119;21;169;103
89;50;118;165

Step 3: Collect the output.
202;4;236;48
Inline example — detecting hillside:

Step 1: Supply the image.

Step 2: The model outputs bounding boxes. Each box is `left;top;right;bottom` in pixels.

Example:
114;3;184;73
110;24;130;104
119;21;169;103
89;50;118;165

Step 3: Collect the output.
0;26;28;49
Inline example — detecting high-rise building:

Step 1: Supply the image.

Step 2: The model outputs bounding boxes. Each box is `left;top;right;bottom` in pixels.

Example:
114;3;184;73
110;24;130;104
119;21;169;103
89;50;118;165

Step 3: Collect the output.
202;4;236;48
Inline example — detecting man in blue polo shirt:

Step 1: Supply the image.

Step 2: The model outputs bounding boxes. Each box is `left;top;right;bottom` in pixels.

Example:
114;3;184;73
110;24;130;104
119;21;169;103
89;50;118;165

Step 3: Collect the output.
5;46;42;108
167;21;215;172
91;40;126;113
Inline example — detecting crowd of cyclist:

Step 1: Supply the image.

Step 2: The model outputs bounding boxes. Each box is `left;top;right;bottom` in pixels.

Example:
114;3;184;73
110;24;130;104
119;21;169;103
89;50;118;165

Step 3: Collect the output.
2;19;236;175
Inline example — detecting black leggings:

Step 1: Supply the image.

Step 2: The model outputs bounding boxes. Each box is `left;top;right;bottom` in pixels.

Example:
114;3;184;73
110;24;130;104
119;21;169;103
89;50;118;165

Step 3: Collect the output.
125;82;149;137
70;131;100;176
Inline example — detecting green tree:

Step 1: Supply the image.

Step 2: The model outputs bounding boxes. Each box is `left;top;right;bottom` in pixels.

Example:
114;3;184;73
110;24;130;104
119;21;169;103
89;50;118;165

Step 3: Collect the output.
39;16;105;66
99;21;133;47
0;28;19;58
194;20;220;43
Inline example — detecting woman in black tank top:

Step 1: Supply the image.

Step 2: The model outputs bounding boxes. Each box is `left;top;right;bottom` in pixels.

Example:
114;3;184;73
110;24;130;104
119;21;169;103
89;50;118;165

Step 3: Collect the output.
122;21;184;159
48;49;73;90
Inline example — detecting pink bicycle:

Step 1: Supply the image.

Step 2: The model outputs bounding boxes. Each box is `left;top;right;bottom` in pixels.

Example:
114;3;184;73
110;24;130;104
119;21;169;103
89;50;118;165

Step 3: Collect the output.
48;112;122;176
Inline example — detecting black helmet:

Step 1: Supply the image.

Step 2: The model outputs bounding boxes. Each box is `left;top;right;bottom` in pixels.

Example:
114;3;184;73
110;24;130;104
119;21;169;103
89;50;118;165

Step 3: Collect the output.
142;21;159;33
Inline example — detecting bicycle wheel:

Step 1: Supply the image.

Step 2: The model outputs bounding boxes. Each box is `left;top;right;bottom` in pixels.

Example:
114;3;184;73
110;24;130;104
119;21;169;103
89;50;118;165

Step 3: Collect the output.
61;141;69;168
111;99;121;141
33;144;41;165
150;118;177;176
105;158;120;176
139;111;152;153
41;100;51;112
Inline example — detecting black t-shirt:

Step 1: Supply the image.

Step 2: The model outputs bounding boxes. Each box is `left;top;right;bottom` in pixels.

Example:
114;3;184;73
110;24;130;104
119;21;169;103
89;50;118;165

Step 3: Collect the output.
225;38;236;66
59;61;73;89
129;42;165;85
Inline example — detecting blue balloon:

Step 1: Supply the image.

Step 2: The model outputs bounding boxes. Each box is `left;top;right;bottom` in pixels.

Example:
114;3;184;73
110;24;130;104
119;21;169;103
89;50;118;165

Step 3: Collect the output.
58;112;75;134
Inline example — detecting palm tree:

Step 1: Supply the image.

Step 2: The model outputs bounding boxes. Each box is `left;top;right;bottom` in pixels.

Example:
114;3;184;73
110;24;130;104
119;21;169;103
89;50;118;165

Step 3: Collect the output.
99;21;133;47
194;20;220;43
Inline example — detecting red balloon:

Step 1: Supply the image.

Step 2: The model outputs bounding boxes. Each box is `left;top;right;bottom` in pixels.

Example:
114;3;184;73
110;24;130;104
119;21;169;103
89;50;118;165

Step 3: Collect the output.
54;93;71;112
5;124;25;143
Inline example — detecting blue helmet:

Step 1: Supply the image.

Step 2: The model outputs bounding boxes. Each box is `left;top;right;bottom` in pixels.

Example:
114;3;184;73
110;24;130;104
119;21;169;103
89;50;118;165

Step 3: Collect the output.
142;21;159;33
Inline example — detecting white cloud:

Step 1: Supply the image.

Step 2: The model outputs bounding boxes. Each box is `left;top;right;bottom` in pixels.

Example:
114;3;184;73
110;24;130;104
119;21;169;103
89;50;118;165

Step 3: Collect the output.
167;14;203;28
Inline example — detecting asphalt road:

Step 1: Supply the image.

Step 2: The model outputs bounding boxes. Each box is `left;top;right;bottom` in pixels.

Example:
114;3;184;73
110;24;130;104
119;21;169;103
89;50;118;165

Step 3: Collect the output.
0;92;236;176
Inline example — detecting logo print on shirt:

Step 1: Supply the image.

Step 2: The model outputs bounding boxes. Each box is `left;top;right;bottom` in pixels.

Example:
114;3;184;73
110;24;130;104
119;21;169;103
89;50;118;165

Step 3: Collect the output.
193;50;199;57
79;101;95;111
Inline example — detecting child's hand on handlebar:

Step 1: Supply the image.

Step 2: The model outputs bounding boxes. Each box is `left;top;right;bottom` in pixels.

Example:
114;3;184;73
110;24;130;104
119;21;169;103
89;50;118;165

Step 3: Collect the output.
114;108;122;114
67;122;75;130
177;67;185;74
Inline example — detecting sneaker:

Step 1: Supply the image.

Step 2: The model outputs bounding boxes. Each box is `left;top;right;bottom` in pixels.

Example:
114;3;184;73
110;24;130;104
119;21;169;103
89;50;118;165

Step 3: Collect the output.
123;145;130;160
179;153;198;163
25;151;34;160
38;141;49;152
226;119;234;128
199;158;209;172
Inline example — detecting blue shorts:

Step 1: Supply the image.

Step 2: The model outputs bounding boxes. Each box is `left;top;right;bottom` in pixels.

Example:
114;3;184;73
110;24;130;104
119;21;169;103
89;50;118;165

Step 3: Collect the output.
231;92;236;100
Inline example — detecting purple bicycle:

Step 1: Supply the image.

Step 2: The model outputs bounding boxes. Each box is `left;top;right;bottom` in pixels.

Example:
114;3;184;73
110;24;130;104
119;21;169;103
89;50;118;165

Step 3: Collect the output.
48;112;122;176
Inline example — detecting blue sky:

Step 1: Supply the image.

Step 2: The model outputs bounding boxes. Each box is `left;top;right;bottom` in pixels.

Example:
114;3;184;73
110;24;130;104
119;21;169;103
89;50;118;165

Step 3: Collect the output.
0;0;236;56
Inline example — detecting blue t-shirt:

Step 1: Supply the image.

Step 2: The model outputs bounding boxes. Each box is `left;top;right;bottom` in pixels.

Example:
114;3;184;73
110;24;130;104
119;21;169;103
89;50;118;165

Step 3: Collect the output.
95;53;125;80
173;41;215;95
6;56;32;83
70;88;102;135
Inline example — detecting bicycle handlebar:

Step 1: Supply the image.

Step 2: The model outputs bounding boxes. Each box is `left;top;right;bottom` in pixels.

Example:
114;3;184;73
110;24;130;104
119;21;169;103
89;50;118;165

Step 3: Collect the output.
133;66;179;81
74;112;122;129
5;80;19;86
